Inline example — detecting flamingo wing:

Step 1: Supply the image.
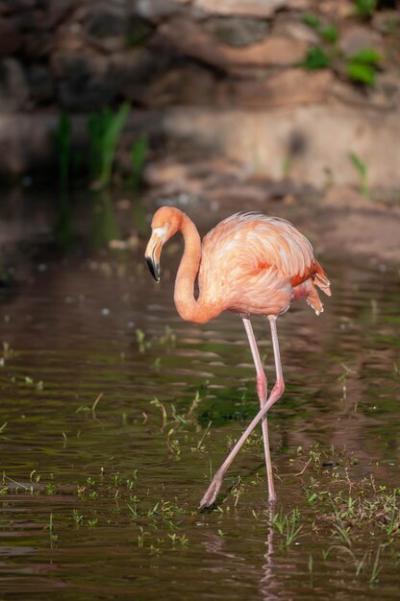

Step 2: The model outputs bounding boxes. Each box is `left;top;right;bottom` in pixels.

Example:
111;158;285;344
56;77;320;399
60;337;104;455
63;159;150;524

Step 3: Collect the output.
198;212;330;315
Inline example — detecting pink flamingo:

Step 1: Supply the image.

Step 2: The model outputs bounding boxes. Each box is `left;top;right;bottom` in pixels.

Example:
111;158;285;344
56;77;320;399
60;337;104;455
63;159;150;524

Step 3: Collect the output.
145;207;331;509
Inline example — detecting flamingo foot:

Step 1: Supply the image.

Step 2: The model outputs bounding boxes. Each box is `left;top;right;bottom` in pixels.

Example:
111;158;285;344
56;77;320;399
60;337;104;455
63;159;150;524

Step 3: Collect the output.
199;475;223;510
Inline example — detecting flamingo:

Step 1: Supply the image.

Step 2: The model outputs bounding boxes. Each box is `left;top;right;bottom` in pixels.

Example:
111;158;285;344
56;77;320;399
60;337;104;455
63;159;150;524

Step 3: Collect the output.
145;207;331;509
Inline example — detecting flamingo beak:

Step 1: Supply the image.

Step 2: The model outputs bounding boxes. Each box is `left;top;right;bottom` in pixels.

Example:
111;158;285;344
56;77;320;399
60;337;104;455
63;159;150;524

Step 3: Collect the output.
145;237;161;283
145;255;160;282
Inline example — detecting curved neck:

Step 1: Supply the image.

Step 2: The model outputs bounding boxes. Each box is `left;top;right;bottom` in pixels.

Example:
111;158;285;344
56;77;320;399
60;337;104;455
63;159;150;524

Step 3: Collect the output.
173;214;209;324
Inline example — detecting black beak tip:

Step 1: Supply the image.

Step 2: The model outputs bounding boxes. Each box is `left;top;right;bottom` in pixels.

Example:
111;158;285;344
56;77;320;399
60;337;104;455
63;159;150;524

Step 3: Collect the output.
145;256;160;282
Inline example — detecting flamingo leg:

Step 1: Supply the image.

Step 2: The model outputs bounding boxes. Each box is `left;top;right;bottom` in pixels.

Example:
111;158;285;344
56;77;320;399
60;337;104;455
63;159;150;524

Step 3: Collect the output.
242;316;276;502
199;315;284;510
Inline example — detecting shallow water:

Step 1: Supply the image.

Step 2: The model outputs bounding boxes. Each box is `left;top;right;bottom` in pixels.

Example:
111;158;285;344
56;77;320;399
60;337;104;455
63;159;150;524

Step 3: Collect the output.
0;192;399;600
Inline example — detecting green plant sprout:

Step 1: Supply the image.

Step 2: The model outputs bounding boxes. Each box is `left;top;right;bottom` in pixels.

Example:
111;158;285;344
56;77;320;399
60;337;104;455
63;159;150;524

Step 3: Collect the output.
349;152;369;197
346;48;381;86
87;103;130;188
354;0;377;18
302;13;338;44
54;112;72;189
302;47;331;70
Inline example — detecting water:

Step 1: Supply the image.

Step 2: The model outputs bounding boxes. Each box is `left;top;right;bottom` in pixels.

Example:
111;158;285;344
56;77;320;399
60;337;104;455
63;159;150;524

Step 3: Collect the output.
0;192;399;600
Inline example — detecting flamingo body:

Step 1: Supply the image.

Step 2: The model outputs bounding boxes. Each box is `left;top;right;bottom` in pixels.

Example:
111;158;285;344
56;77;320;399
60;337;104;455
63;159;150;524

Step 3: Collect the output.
198;212;330;317
145;206;331;508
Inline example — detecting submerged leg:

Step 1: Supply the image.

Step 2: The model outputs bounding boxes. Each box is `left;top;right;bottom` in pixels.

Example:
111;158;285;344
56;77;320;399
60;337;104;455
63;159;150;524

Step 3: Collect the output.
199;315;284;510
242;316;275;502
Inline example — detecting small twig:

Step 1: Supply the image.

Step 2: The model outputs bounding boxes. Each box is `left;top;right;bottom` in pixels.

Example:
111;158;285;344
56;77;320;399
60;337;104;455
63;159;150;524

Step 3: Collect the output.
197;421;212;450
91;393;103;417
4;475;30;490
295;457;312;477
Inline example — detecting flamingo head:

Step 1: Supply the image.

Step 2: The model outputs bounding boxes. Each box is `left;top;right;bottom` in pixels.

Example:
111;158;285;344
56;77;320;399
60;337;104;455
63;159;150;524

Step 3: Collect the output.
144;206;183;282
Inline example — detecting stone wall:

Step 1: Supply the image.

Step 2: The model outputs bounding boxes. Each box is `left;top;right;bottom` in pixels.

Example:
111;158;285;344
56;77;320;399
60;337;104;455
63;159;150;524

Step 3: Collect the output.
0;0;400;189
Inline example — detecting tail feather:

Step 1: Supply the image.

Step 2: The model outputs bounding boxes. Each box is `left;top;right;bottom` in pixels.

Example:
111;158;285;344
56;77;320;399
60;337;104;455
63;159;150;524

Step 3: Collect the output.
313;261;331;297
292;280;324;316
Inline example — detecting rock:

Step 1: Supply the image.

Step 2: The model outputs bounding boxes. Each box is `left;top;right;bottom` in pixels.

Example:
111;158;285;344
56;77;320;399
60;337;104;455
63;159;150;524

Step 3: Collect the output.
108;48;161;102
378;72;400;103
51;50;114;111
340;25;384;58
317;0;353;19
83;4;127;39
0;16;23;55
224;35;308;67
0;58;30;112
134;0;189;21
6;8;45;33
204;17;268;47
51;17;86;55
140;66;334;109
137;63;219;106
22;32;52;59
125;17;154;47
192;0;309;18
27;64;54;105
322;185;400;263
144;160;194;192
46;0;78;29
157;18;308;70
232;68;334;107
275;19;319;44
330;77;372;107
75;0;128;51
160;105;400;189
1;0;36;13
368;71;400;109
372;10;400;35
206;182;271;207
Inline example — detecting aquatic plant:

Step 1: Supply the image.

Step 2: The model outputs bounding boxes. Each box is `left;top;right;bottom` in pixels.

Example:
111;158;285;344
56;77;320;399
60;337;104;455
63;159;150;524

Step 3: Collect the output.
47;513;58;548
136;328;151;353
369;545;384;584
349;152;369;197
90;191;120;248
130;135;148;192
272;508;303;547
87;103;130;188
54;112;72;190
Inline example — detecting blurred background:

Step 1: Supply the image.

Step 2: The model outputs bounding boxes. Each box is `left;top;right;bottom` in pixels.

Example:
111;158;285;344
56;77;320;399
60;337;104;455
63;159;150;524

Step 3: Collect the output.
1;3;400;599
0;0;399;264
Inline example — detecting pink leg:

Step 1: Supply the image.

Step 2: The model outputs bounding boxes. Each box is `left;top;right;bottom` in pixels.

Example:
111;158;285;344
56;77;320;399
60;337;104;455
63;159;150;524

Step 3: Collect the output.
199;315;284;509
242;316;276;502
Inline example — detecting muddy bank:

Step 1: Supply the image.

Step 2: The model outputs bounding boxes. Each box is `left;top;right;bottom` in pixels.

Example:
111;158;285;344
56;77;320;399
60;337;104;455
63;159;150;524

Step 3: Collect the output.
0;180;398;281
143;158;400;265
301;186;400;265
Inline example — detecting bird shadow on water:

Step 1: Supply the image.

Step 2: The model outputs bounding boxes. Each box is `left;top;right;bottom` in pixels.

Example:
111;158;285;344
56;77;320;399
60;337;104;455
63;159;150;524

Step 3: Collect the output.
201;508;279;600
259;511;280;601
